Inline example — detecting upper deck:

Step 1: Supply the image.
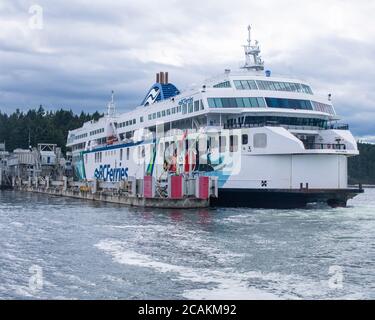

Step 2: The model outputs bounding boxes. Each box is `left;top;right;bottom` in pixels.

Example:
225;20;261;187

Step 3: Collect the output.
66;27;344;152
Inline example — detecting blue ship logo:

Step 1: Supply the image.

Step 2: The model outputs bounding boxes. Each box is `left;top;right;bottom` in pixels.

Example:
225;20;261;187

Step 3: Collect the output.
94;164;129;182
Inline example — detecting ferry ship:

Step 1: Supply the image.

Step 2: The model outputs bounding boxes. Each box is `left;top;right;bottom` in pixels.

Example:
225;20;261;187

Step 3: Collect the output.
66;26;362;208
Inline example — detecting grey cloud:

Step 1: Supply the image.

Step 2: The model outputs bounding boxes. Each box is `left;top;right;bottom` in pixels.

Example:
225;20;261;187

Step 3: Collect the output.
0;0;374;139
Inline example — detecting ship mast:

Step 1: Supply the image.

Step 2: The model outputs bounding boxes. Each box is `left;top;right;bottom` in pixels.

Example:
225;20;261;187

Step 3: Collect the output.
241;25;264;71
107;90;116;117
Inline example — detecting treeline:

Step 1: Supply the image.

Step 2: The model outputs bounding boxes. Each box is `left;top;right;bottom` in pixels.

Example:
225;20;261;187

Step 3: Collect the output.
0;106;102;153
348;143;375;185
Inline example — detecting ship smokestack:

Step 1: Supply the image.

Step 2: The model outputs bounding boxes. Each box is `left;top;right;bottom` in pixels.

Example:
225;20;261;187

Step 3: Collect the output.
156;72;169;84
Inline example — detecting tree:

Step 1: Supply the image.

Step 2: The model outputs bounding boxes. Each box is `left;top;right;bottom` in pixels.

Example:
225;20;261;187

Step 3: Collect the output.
0;108;103;154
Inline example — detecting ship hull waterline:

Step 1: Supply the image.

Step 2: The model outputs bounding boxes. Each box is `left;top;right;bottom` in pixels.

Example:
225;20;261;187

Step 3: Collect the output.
210;187;364;209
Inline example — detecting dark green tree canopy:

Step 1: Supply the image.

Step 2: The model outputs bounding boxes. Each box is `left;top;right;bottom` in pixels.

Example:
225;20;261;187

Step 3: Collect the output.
0;108;102;153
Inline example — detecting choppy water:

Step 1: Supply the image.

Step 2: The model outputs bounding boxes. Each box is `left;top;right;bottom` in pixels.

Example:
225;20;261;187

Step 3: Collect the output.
0;189;374;300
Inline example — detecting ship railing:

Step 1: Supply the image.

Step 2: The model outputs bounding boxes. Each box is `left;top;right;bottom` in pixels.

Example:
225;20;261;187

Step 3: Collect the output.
304;143;347;150
328;123;349;130
224;122;350;131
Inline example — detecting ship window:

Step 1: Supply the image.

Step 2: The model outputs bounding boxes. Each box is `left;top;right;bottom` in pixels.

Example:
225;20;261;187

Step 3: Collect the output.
162;110;166;117
243;98;252;108
157;112;161;118
188;102;193;113
208;136;219;150
254;133;267;148
126;148;129;160
140;116;144;123
229;135;238;152
182;104;187;114
312;101;335;115
240;80;250;89
194;100;200;112
221;98;232;108
219;136;226;153
257;98;267;107
213;81;231;88
242;134;248;145
153;113;156;119
234;80;258;90
249;80;258;89
120;149;123;161
255;81;313;95
148;114;151;120
209;97;266;108
265;98;313;110
133;119;136;124
214;98;223;108
250;97;259;107
208;98;216;108
167;109;170;115
236;98;244;108
200;100;204;110
234;81;243;89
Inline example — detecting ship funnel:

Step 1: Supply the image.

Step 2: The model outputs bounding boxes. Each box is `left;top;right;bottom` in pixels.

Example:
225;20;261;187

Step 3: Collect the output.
155;72;169;84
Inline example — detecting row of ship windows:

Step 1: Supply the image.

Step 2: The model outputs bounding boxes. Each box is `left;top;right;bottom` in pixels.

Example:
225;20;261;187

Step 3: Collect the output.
147;100;204;120
90;128;105;136
117;117;142;129
213;81;231;88
148;105;181;120
208;97;267;108
182;100;205;114
207;97;334;114
226;80;313;94
312;101;335;115
74;128;105;142
92;147;133;163
75;133;88;140
227;116;329;128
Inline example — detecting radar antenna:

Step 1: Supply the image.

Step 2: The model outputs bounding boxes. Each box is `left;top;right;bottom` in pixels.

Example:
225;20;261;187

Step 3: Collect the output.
241;25;264;71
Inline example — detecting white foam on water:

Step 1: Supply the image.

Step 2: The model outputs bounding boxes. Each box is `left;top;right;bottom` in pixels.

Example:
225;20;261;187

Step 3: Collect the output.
95;239;280;300
9;222;24;228
95;238;368;300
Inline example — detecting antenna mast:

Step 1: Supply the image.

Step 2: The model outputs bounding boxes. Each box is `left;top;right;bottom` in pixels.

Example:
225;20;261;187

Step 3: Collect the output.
241;25;264;71
107;90;116;117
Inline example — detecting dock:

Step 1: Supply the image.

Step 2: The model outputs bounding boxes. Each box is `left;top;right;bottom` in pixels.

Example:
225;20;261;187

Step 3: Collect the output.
11;175;218;209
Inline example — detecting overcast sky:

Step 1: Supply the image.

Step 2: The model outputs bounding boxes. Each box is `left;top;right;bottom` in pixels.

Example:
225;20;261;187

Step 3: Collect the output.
0;0;374;141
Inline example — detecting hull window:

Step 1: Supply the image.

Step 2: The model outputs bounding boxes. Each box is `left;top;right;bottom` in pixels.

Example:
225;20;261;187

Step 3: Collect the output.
254;133;267;148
